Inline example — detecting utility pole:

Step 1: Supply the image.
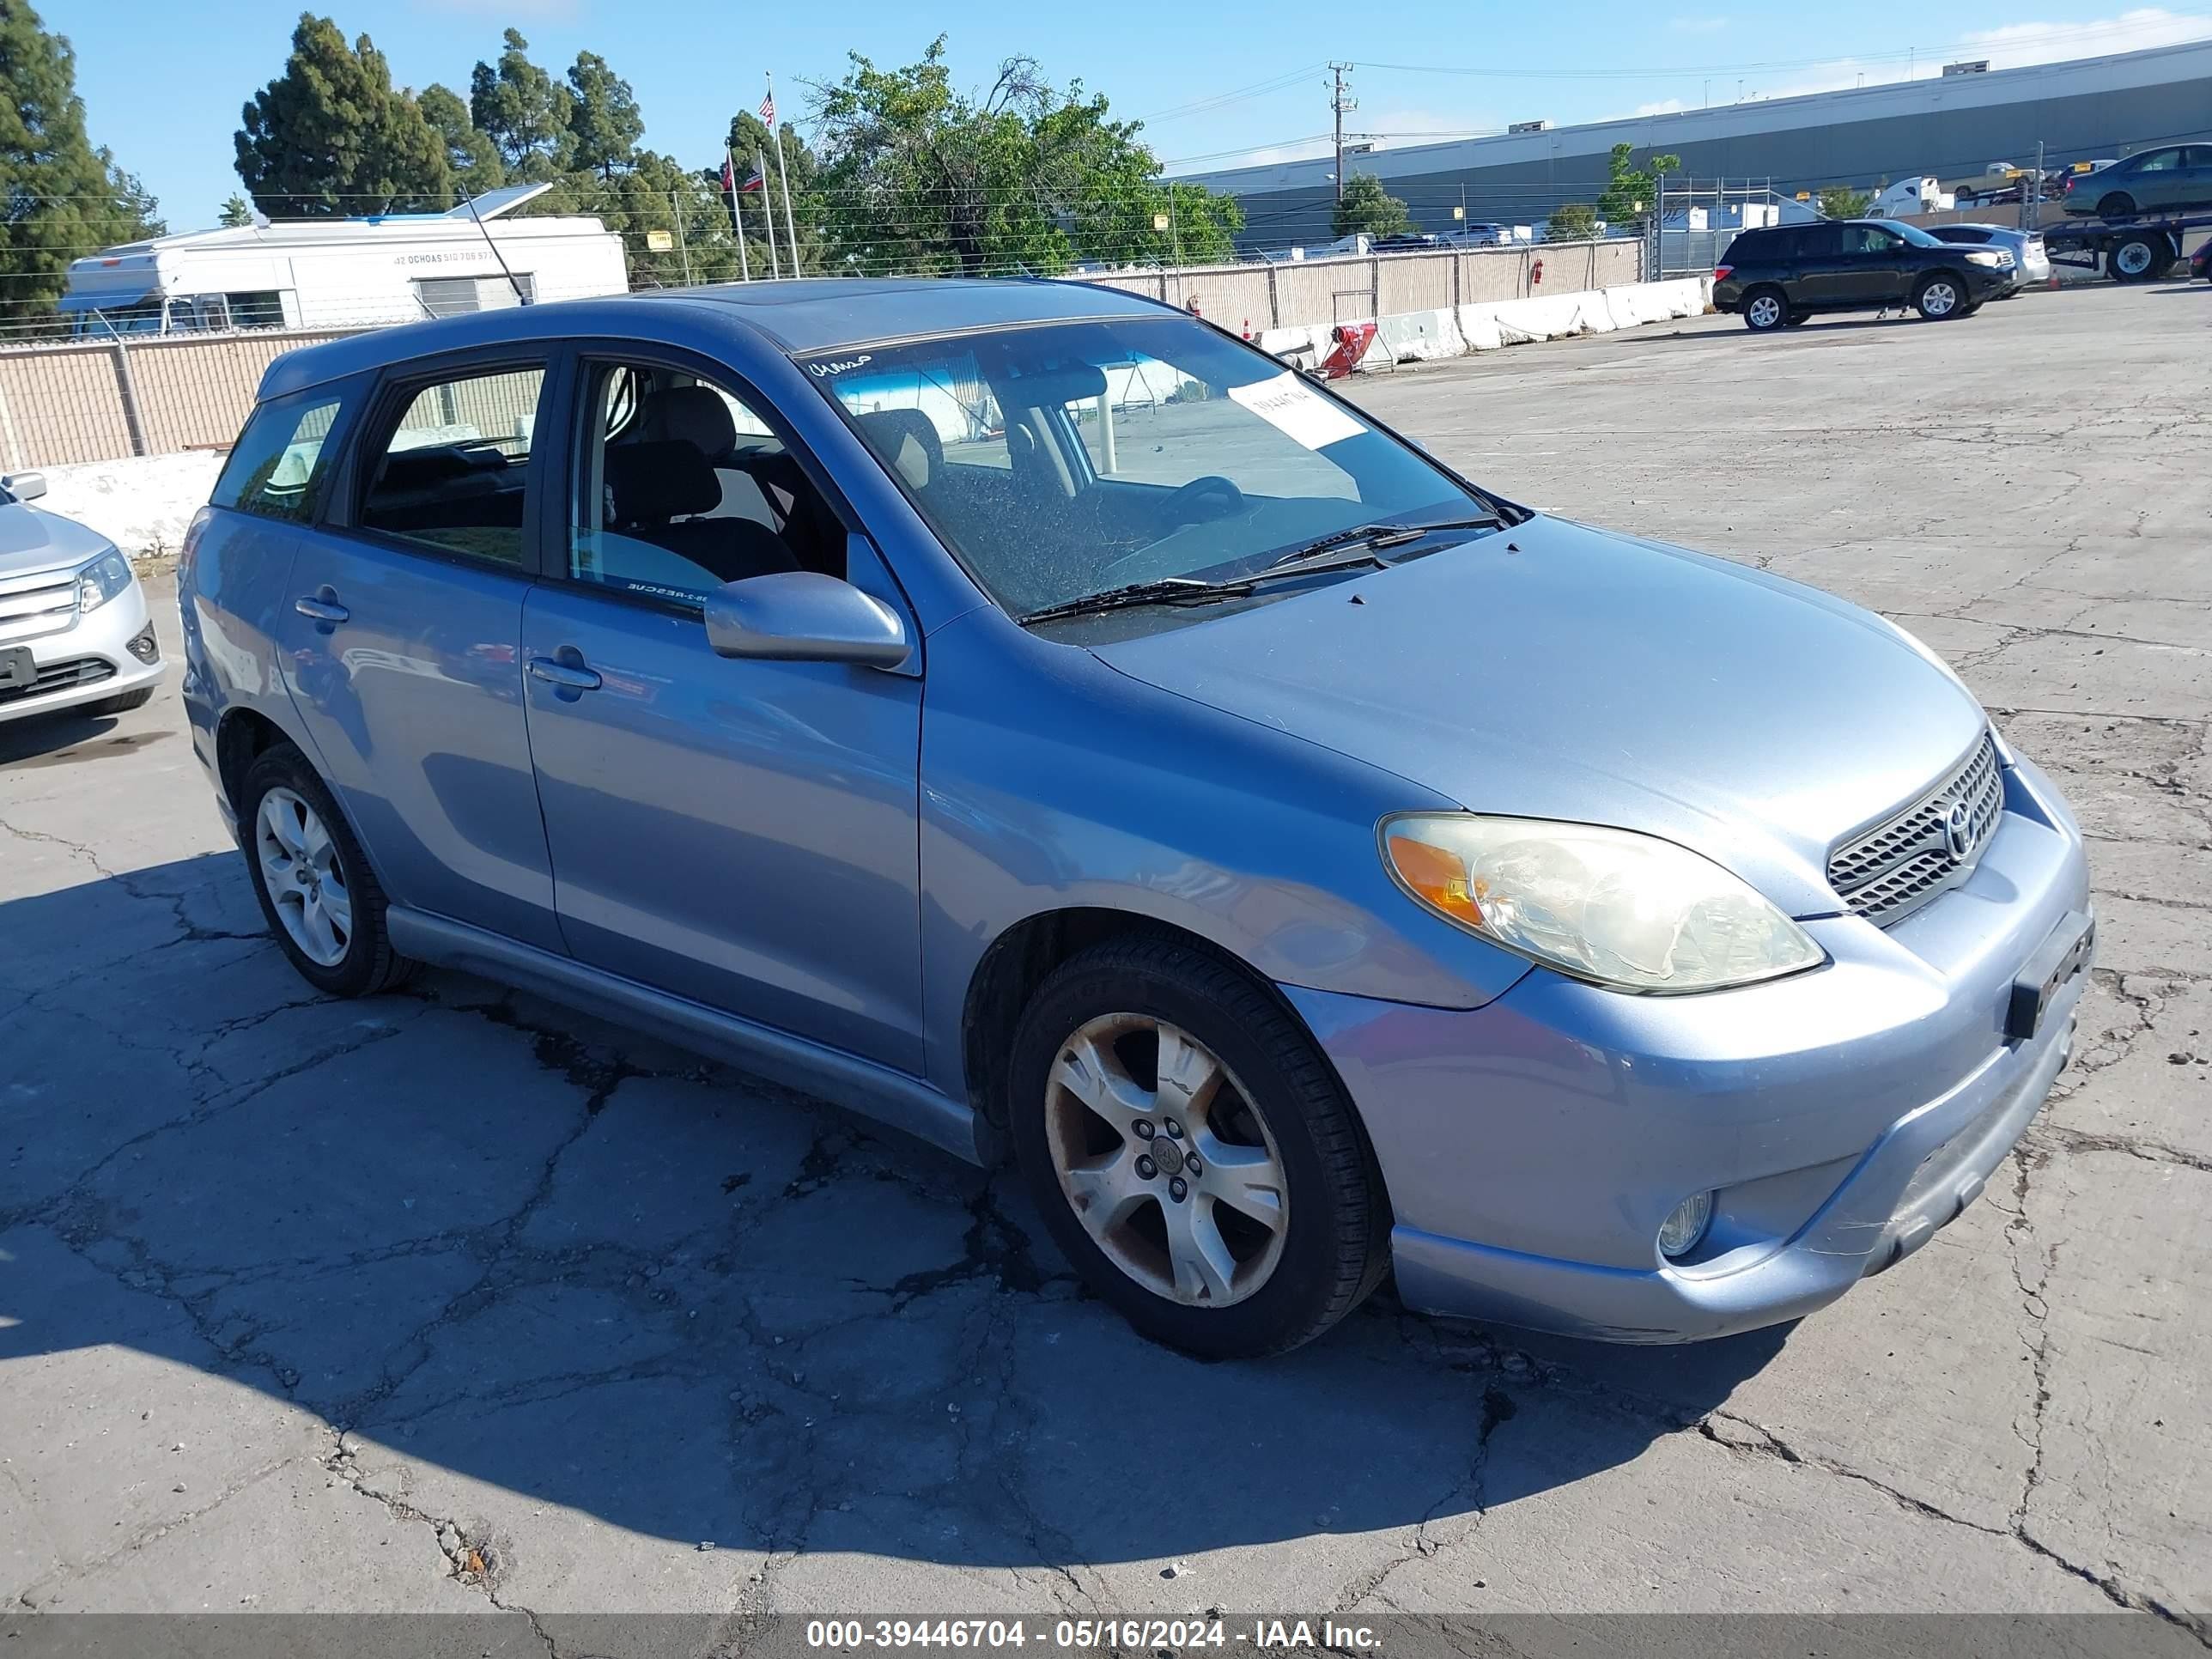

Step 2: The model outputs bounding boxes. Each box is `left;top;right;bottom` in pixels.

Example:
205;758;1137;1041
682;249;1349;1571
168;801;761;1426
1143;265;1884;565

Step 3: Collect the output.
2026;139;2045;231
1329;63;1356;205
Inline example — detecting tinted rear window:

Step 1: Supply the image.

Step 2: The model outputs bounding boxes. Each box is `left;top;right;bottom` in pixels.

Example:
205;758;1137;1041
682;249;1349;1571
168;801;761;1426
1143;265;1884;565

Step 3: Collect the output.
214;392;346;523
1724;229;1792;262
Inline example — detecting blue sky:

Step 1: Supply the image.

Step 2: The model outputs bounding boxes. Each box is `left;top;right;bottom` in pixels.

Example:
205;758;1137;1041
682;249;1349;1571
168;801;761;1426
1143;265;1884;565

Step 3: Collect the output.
48;0;2212;231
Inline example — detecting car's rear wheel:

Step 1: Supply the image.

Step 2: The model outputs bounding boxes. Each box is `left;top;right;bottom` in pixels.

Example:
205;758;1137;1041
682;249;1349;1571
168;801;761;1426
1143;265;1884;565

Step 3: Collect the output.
1914;275;1966;319
239;742;414;997
2096;191;2136;219
1741;288;1788;331
1007;937;1389;1359
1784;311;1810;327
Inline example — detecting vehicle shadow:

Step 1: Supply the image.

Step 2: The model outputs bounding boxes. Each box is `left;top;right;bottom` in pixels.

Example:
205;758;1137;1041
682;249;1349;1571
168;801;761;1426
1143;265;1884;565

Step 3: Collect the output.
0;854;1790;1575
0;708;142;769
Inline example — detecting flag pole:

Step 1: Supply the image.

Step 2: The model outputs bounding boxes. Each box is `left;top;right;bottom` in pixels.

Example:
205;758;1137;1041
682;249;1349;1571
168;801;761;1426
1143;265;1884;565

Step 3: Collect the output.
757;146;782;279
726;147;751;282
769;72;802;277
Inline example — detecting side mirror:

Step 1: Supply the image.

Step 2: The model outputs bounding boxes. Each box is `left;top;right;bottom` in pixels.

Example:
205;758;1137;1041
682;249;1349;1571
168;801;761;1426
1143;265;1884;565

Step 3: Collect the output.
2;471;47;502
704;569;911;668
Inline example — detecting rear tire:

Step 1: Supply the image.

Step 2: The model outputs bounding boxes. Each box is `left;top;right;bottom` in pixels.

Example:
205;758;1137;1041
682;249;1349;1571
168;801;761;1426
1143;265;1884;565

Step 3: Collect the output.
2109;233;2168;283
87;686;153;716
1741;288;1788;331
237;742;414;998
1914;273;1968;319
2096;191;2136;219
1007;936;1389;1359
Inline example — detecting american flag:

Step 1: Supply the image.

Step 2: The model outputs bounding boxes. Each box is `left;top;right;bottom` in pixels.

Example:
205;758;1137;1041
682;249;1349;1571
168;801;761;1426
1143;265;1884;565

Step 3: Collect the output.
759;88;775;127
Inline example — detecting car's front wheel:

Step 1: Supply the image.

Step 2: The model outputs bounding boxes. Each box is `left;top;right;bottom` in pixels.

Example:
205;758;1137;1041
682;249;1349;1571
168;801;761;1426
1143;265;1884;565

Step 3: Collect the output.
1741;288;1788;331
1008;937;1389;1358
1915;275;1967;319
238;742;414;997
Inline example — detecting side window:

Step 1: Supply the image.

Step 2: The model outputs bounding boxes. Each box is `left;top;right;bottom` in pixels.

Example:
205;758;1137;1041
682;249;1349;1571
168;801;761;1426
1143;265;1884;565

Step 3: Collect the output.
1838;225;1899;255
2133;148;2182;173
357;363;545;566
212;392;344;523
568;359;834;608
1796;225;1843;258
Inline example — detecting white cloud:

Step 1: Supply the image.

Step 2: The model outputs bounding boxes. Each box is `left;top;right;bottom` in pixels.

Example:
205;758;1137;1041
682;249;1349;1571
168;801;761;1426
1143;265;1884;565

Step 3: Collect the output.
1635;97;1692;115
1959;6;2212;62
1668;15;1730;31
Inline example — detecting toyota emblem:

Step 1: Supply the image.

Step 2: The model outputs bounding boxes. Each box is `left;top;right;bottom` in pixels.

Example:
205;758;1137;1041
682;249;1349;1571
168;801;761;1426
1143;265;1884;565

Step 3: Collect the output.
1942;799;1974;860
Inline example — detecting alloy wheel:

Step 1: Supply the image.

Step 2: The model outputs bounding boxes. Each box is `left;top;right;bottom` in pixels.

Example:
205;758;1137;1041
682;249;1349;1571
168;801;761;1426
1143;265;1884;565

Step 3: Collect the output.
1042;1013;1289;1307
255;787;353;967
1747;294;1783;328
1922;281;1958;317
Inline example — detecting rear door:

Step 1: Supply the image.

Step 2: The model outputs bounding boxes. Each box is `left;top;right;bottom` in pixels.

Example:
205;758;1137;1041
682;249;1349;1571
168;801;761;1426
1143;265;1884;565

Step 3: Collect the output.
2179;146;2212;211
2125;147;2187;210
276;349;567;951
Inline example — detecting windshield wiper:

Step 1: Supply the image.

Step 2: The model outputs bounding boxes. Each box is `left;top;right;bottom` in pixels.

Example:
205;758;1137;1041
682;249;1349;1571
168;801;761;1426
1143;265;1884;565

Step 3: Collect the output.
1018;576;1258;625
1267;514;1504;570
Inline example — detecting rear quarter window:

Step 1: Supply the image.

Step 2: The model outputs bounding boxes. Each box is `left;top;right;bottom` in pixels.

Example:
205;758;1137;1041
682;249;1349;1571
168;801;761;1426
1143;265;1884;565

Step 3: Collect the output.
214;392;347;523
1724;231;1789;263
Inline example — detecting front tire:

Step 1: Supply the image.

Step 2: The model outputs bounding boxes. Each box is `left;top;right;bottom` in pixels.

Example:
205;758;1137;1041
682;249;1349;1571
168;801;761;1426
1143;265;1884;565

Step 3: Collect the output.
1007;937;1389;1359
238;742;413;997
1915;274;1967;319
1741;288;1788;331
87;685;154;716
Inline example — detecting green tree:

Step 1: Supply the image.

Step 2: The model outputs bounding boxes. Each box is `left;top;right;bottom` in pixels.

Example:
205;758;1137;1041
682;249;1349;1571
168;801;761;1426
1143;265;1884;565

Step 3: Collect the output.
1331;173;1411;239
1595;142;1680;225
566;51;643;180
469;29;570;175
808;38;1240;278
0;0;165;328
420;82;504;198
218;191;256;227
1817;185;1875;219
235;15;451;215
1547;201;1600;240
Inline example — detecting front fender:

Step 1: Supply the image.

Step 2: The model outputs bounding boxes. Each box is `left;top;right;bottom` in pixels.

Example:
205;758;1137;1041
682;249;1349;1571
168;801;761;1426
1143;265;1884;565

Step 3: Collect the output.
916;607;1533;1101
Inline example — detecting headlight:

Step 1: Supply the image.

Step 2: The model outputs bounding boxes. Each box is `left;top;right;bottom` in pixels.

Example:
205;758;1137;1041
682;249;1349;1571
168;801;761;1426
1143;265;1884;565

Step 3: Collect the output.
76;549;134;613
1381;814;1825;994
1965;249;2010;268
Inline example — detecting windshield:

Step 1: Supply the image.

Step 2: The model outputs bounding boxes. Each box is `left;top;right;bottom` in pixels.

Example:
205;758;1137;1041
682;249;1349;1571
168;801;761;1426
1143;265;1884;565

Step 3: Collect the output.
801;317;1486;617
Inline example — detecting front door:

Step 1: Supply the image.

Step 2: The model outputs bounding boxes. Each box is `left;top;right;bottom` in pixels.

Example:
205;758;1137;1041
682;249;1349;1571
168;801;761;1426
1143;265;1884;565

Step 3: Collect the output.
277;355;563;952
1827;223;1913;306
520;353;927;1073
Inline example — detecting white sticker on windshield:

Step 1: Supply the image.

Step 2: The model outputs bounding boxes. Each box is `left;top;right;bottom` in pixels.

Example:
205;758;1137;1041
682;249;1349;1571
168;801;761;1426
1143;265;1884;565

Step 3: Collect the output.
1226;370;1365;451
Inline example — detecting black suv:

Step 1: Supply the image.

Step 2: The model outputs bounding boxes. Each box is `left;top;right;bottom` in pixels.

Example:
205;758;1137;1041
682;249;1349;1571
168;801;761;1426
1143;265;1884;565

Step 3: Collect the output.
1712;219;2018;331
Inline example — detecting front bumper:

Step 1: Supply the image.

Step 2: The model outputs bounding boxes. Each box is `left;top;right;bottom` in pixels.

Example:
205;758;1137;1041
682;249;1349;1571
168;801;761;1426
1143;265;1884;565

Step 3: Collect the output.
0;574;164;725
1289;753;2092;1343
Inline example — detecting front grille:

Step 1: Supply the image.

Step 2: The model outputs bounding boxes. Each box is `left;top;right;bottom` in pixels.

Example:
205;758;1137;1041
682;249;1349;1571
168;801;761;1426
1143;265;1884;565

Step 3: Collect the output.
1828;731;2004;926
0;656;113;707
0;570;80;644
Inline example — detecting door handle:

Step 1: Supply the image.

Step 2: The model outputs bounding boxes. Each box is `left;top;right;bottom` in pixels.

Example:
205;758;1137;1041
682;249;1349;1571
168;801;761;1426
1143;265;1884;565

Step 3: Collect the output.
295;595;349;624
526;655;602;692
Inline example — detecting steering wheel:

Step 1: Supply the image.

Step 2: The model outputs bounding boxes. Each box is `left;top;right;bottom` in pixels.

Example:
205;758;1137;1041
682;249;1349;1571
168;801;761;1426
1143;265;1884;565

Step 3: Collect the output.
1160;475;1246;526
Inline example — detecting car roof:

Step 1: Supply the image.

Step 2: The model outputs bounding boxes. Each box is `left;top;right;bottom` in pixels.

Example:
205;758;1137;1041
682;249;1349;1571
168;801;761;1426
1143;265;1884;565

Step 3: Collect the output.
258;277;1175;401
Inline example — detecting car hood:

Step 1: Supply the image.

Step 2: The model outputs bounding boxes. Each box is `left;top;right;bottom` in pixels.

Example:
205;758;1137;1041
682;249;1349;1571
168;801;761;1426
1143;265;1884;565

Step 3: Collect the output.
1087;514;1988;917
0;502;110;580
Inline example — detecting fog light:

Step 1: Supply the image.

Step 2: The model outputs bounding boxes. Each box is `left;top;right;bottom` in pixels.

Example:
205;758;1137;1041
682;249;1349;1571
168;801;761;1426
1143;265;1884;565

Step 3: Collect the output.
1657;1192;1714;1259
126;624;159;664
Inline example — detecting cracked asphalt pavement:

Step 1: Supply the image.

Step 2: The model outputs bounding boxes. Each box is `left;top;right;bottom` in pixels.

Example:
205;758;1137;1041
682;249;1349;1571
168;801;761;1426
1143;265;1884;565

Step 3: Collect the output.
2;282;2207;1642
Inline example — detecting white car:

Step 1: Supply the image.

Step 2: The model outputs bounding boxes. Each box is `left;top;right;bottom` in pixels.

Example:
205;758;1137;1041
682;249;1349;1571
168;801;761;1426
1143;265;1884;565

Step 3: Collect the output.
0;471;164;724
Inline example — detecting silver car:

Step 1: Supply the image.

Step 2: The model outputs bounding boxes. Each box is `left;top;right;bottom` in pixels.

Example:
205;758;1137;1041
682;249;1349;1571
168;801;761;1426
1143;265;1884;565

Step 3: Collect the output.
180;282;2094;1358
1;471;164;724
1929;223;2052;290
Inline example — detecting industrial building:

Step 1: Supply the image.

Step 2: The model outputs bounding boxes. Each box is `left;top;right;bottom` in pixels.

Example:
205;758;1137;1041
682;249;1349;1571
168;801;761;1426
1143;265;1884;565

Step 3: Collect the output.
1181;37;2212;250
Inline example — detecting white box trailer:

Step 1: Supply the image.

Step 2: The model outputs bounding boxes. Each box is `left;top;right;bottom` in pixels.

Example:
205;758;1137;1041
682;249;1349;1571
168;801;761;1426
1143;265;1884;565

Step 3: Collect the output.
58;184;628;337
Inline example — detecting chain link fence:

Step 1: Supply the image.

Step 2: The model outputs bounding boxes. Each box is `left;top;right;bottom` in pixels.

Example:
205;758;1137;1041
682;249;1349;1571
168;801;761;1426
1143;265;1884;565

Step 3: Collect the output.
0;238;1646;476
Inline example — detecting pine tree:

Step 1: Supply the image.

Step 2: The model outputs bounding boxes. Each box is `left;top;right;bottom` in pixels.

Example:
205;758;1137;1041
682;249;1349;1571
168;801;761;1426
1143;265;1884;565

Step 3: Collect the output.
470;29;570;176
420;82;505;198
235;14;452;216
218;192;256;228
566;52;643;181
0;0;165;326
